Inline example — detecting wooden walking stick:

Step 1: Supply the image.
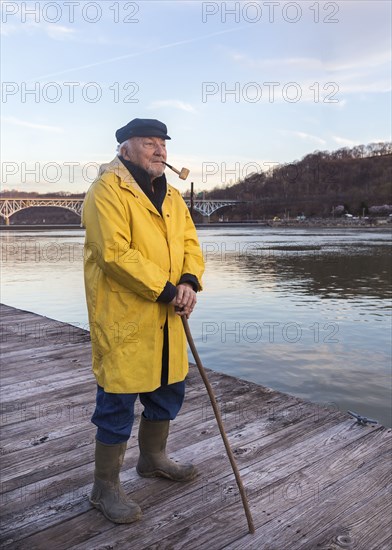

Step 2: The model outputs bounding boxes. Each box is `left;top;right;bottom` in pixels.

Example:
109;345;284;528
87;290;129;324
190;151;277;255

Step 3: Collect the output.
181;315;255;534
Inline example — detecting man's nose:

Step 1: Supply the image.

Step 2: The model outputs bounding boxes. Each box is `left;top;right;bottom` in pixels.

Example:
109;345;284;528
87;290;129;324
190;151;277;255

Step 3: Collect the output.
154;143;166;155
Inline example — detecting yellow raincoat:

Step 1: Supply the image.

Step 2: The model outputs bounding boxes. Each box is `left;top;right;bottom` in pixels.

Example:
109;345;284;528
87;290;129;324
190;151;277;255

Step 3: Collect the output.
82;157;204;393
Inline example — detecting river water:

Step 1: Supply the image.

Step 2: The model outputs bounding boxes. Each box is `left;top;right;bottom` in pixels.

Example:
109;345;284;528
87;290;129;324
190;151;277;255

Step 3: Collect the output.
1;227;391;427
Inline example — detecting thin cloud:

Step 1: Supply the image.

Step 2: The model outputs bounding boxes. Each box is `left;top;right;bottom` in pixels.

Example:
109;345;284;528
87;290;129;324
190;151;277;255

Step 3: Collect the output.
1;21;76;40
148;100;196;113
230;51;390;73
332;136;360;147
293;132;327;146
230;53;323;72
2;116;63;133
228;49;391;95
45;25;76;41
31;26;246;82
0;23;18;36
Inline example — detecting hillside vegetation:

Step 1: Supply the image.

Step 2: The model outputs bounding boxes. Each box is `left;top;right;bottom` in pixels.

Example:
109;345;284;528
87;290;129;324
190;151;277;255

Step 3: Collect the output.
204;142;391;220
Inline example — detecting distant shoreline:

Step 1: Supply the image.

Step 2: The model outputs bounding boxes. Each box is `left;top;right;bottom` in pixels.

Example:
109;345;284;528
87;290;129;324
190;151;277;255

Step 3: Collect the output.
0;224;84;231
0;220;391;231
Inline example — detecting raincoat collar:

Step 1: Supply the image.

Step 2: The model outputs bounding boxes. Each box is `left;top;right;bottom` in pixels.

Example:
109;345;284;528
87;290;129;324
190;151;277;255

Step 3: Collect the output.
98;156;165;216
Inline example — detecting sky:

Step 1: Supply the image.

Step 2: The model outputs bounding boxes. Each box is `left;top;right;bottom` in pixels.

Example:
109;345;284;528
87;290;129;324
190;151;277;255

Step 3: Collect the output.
1;0;391;193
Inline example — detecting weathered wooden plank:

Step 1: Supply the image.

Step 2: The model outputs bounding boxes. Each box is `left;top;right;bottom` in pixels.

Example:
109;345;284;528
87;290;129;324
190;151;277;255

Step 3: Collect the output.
0;373;272;444
0;326;89;349
16;423;383;550
1;368;327;461
0;347;90;384
0;380;287;460
0;386;95;429
302;497;392;550
0;398;344;546
128;430;391;550
0;321;89;352
1;414;374;548
0;388;314;497
0;368;93;402
0;396;310;528
223;452;391;549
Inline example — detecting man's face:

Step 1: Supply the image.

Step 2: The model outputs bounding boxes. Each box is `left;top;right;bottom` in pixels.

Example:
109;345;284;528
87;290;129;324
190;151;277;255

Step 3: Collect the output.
125;137;167;180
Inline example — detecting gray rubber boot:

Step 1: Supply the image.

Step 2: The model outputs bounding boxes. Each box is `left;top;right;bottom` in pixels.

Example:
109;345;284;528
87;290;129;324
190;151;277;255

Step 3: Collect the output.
136;416;197;481
90;440;142;523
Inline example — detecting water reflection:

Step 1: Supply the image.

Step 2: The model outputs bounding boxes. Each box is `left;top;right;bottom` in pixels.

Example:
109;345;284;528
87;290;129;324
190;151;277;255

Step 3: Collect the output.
193;228;391;427
204;241;391;300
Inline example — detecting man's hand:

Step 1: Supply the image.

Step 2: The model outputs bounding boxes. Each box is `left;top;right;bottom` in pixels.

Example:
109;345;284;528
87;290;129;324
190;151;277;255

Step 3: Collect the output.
170;283;196;318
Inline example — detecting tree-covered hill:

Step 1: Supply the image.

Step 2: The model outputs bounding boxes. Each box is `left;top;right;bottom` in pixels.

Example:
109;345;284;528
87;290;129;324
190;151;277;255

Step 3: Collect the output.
205;142;391;220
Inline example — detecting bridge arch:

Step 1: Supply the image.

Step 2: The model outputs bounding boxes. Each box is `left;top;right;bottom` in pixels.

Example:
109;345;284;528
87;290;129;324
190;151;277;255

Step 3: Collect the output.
0;198;83;225
183;199;240;218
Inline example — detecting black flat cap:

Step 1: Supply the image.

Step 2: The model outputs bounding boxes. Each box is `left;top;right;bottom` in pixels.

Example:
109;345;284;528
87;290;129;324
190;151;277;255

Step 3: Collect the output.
115;118;171;143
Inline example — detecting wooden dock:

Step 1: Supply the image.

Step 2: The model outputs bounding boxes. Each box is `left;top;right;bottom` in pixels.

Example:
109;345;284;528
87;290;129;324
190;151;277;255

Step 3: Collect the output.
1;304;391;549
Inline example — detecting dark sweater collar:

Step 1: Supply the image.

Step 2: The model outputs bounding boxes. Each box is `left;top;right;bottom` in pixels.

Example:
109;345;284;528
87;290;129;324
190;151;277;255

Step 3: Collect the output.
118;156;167;191
118;155;167;215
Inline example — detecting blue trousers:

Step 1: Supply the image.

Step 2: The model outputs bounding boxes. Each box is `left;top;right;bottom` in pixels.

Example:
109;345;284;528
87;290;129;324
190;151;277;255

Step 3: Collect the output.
91;381;186;444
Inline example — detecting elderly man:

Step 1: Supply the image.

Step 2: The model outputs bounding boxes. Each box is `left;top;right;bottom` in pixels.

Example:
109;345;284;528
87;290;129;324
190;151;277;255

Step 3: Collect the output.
82;118;205;524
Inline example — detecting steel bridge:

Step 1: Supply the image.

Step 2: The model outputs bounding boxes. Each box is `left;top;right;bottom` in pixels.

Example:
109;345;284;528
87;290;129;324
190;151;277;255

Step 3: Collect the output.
0;198;84;225
0;197;240;224
183;199;239;217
